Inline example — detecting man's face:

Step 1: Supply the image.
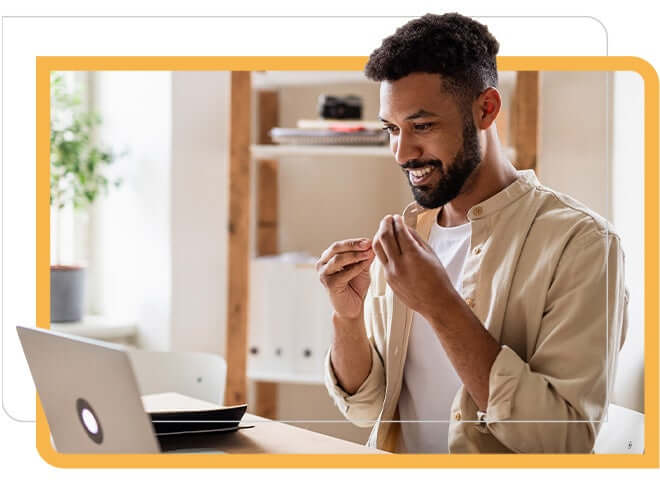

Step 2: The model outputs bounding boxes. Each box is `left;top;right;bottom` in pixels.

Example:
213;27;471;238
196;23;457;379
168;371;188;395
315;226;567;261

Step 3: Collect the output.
379;73;482;209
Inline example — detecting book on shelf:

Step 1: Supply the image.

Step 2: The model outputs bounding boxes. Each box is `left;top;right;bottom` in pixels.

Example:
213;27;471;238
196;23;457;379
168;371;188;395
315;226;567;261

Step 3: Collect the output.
269;126;388;146
296;119;383;130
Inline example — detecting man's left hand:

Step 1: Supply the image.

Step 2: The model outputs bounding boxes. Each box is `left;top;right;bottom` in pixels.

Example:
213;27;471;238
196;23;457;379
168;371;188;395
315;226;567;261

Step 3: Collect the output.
372;214;459;320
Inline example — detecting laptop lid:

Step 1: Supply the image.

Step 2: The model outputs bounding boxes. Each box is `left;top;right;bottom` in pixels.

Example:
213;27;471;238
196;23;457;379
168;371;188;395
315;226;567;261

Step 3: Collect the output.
17;325;161;454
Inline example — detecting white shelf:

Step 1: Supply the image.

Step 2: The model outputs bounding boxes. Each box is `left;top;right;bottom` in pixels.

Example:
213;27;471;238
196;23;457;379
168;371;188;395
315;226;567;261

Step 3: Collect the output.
50;315;138;343
248;370;324;385
251;144;391;159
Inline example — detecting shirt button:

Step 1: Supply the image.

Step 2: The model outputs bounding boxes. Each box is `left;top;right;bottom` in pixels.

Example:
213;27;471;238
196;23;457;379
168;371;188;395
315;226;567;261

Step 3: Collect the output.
465;297;475;308
472;206;483;217
473;246;482;255
454;411;462;421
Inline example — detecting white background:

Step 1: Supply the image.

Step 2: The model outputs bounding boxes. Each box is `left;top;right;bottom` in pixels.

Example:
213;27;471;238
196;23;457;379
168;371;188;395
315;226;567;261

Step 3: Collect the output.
1;0;658;498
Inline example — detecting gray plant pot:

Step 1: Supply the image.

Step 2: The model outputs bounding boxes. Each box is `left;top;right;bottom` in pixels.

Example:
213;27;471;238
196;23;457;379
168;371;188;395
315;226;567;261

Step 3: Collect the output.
50;266;86;323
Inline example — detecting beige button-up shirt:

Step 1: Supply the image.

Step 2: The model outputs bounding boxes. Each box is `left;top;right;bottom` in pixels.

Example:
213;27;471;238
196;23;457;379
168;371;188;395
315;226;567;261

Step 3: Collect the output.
324;170;628;453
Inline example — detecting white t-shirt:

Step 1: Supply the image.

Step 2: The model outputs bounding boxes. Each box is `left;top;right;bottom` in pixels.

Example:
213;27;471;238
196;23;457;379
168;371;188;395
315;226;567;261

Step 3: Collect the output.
397;219;471;453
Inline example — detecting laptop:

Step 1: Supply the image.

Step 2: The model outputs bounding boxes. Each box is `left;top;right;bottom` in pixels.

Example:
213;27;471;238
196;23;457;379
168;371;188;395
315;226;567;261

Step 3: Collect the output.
16;325;247;454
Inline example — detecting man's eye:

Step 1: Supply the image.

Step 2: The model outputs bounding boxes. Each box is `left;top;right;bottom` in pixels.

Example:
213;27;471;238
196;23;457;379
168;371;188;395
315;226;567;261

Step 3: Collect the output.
382;125;399;134
413;123;433;131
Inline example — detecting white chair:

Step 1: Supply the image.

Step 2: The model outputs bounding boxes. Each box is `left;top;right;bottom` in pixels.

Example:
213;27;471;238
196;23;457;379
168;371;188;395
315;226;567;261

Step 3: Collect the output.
127;350;227;405
593;403;644;453
593;313;645;453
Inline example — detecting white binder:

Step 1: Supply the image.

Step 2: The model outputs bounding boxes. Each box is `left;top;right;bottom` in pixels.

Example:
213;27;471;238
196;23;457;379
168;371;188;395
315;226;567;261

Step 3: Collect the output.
247;258;273;375
248;253;331;381
292;262;324;375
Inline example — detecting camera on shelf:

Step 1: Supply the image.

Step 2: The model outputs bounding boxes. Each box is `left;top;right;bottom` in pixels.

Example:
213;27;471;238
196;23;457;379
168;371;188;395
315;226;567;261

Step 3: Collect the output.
317;94;363;120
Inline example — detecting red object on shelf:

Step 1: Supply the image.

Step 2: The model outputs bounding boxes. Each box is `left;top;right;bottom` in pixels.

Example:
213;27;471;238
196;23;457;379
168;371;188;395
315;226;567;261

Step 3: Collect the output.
328;125;366;133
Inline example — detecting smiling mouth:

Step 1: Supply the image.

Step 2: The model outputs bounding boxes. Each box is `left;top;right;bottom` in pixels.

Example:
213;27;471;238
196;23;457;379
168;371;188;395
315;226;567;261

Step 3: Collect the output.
408;165;437;186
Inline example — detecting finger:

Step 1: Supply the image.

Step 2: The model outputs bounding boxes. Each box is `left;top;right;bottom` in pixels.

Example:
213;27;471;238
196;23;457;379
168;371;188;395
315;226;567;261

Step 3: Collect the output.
389;216;403;254
372;238;388;265
317;238;371;268
320;249;374;276
393;214;415;252
378;215;401;260
319;238;371;267
327;255;374;289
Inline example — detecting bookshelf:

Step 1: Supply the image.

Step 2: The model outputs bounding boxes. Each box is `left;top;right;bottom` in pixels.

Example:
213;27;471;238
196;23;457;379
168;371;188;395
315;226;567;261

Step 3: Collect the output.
225;69;538;417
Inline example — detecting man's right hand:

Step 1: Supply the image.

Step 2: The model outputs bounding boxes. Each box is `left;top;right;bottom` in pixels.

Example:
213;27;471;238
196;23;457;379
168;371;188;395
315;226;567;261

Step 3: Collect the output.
316;238;376;320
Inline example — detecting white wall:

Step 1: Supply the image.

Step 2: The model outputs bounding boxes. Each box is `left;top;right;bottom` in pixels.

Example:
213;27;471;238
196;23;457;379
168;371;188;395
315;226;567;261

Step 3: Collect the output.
170;72;230;357
610;71;645;412
92;71;231;355
537;71;610;219
92;71;173;350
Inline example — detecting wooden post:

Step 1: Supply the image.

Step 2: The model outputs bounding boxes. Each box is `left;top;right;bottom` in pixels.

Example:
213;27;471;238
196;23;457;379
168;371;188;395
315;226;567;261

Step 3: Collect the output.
256;159;279;254
225;71;251;406
254;90;280;419
509;71;540;171
256;91;279;256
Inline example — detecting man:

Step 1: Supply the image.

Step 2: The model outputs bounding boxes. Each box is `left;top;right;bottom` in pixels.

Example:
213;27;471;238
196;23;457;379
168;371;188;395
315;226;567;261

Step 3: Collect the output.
317;13;628;453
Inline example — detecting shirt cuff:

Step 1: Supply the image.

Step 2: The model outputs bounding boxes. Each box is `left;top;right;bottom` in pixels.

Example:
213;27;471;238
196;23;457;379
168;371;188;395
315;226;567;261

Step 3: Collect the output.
484;345;527;422
323;341;385;414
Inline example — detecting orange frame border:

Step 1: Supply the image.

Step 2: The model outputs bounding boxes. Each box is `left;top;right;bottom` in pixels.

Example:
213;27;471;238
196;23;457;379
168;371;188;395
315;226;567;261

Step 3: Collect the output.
35;56;658;468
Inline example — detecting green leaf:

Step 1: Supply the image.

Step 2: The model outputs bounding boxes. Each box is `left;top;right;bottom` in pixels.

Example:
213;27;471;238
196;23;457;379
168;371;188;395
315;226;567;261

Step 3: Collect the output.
50;72;125;210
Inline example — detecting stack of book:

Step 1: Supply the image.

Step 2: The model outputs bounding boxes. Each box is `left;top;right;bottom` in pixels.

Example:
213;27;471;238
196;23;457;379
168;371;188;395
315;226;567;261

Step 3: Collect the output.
269;119;388;146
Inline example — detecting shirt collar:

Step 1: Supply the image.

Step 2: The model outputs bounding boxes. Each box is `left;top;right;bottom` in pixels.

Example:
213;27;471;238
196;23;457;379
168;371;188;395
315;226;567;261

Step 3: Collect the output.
402;169;540;228
466;169;539;221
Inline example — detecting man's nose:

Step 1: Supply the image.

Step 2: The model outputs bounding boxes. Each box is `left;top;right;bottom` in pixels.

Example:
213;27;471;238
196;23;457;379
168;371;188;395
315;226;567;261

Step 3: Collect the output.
393;130;422;166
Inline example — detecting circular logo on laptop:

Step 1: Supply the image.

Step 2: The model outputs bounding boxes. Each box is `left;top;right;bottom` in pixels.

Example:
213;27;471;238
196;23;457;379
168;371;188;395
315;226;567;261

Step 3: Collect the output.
76;398;103;445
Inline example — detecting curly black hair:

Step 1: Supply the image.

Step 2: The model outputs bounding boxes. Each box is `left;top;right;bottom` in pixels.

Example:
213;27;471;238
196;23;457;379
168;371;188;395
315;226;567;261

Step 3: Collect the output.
365;13;500;103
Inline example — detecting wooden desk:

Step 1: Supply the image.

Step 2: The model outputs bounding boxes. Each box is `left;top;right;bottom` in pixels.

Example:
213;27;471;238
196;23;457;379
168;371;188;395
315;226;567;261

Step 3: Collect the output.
145;393;386;454
158;413;386;454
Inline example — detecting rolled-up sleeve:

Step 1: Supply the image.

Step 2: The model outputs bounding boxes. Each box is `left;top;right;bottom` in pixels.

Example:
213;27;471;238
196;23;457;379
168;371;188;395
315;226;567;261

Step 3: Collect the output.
483;230;628;453
324;339;386;427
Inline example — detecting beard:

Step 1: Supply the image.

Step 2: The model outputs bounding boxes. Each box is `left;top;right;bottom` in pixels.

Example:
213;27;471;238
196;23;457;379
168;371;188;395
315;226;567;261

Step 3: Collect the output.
403;117;482;209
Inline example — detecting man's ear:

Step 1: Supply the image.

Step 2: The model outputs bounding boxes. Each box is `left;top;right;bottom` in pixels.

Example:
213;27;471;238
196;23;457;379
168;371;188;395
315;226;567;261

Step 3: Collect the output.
475;87;501;130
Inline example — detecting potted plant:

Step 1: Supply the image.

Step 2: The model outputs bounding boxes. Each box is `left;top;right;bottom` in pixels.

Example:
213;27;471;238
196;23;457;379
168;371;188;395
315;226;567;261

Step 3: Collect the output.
50;72;124;322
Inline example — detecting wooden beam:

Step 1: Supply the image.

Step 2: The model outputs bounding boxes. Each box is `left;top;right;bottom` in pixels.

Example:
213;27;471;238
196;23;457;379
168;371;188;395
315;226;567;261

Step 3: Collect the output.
255;90;280;419
509;71;539;170
258;90;279;146
257;90;279;255
225;71;251;406
256;159;279;256
256;91;280;258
